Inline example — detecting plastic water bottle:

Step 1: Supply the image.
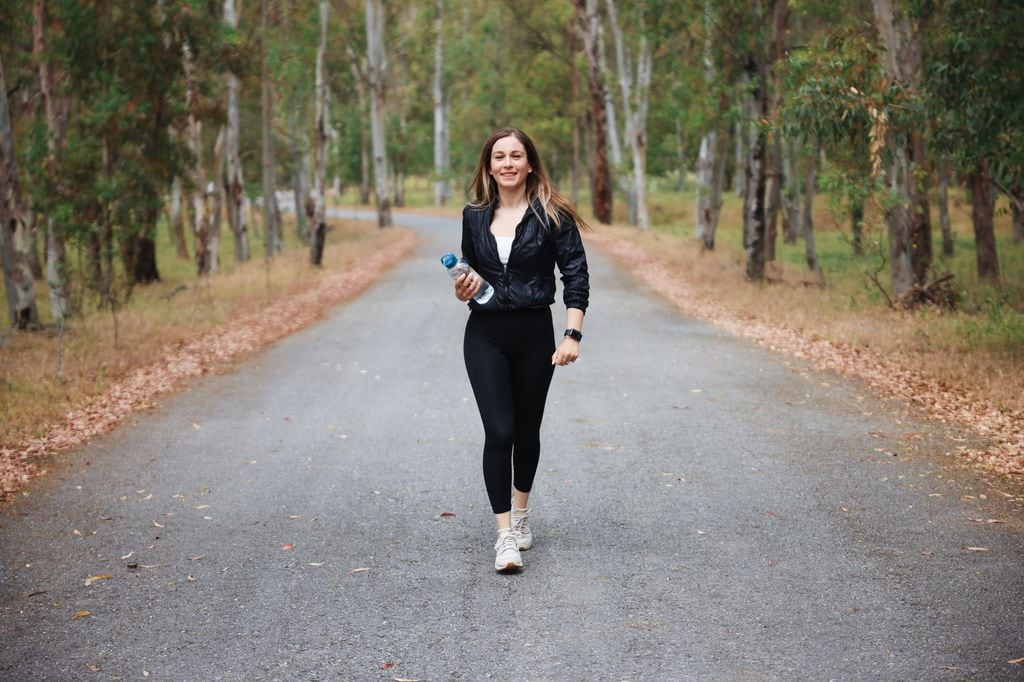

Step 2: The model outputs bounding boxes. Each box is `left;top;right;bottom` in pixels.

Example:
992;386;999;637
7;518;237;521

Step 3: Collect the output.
441;252;494;304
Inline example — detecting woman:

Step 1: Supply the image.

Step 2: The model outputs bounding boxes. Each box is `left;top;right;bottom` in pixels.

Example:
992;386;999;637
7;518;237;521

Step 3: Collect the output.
453;127;590;572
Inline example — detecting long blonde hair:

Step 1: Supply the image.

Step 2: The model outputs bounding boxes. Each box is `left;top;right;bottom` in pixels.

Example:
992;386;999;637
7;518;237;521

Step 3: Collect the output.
468;127;589;232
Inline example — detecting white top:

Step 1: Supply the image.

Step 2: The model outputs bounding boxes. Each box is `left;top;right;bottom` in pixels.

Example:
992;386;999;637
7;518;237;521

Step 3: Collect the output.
495;236;514;265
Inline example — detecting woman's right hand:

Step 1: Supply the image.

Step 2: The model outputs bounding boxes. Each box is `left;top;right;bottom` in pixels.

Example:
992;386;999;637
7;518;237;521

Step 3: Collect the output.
454;272;482;302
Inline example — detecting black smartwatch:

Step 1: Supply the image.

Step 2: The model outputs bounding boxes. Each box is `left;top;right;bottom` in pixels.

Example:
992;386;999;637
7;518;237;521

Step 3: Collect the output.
563;328;583;342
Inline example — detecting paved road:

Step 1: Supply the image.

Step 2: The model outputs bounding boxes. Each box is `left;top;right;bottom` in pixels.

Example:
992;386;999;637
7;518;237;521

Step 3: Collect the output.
2;210;1022;681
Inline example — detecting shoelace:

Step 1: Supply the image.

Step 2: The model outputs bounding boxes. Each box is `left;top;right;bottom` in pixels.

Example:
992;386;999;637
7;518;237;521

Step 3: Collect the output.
512;508;529;534
495;533;518;554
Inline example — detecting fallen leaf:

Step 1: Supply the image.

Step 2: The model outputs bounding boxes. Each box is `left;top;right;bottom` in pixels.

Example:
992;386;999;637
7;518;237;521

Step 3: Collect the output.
143;670;150;678
192;422;202;429
121;552;134;560
1008;657;1024;665
85;663;100;673
393;678;424;682
308;562;325;567
380;662;398;670
438;511;456;519
282;544;295;551
190;556;204;561
72;610;91;620
84;574;113;586
987;519;1007;524
127;562;139;570
186;575;196;582
964;546;990;552
152;520;164;528
195;505;209;509
347;567;369;576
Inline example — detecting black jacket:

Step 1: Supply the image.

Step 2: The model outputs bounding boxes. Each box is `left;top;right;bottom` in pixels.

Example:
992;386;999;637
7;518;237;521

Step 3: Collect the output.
461;200;589;313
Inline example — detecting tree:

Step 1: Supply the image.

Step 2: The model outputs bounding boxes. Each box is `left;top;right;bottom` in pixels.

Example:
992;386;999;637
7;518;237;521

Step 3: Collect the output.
261;0;282;256
432;0;451;207
574;0;613;223
32;0;69;320
0;52;39;328
365;0;392;227
606;0;652;231
310;0;329;265
694;0;724;250
223;0;249;264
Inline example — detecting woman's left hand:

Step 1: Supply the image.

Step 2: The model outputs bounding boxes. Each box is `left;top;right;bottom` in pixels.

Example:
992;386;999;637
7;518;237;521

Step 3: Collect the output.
552;338;580;366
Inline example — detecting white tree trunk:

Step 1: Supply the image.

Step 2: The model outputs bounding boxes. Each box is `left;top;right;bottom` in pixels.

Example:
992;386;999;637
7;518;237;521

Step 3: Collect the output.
261;0;280;256
432;0;451;207
365;0;392;227
33;0;69;320
694;1;719;249
0;52;38;328
606;0;651;230
872;0;918;296
310;0;329;265
183;42;213;275
223;0;248;264
209;129;225;274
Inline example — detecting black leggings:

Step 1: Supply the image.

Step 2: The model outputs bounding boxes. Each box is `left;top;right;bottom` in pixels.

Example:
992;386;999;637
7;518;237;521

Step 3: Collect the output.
464;308;556;514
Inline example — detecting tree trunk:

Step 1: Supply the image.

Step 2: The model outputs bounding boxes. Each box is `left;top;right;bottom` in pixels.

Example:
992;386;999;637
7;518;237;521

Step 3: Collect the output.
365;0;392;228
132;204;161;284
909;130;932;282
969;166;1000;282
432;0;451;207
744;66;769;280
310;0;329;266
33;0;70;320
288;102;309;242
764;0;788;263
850;195;864;256
872;0;924;296
169;175;190;259
261;0;280;256
223;0;248;264
695;129;718;250
183;42;212;275
569;23;582;205
937;156;953;256
802;144;822;277
575;0;612;224
0;52;38;328
695;2;722;250
606;0;651;231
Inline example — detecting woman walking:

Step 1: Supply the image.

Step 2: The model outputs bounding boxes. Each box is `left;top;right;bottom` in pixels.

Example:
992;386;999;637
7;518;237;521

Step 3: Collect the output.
453;127;590;572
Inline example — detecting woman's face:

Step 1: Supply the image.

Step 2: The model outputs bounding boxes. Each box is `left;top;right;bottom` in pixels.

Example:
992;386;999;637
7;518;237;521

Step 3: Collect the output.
489;135;531;193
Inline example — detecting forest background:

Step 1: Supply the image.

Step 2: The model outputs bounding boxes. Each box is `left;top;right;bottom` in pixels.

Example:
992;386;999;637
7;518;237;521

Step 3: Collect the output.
1;0;1022;497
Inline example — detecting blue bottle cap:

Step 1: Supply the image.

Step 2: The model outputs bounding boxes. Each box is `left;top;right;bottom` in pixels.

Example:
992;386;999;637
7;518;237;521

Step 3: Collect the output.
441;253;458;268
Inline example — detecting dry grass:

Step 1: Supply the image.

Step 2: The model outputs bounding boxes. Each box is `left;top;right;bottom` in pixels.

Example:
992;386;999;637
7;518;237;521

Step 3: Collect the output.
584;197;1024;419
0;217;409;450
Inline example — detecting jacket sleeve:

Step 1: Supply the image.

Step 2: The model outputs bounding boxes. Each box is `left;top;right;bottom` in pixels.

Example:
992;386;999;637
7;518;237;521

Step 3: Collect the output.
461;205;478;270
553;214;590;313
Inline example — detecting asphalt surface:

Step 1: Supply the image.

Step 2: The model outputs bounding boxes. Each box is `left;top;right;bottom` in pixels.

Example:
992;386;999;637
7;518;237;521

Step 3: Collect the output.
1;209;1022;681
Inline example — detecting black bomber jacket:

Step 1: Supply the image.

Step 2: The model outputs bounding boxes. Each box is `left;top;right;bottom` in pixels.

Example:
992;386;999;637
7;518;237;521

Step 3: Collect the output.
461;200;590;313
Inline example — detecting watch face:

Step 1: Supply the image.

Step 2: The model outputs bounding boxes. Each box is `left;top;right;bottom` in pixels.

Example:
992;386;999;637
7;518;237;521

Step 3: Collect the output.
564;328;582;341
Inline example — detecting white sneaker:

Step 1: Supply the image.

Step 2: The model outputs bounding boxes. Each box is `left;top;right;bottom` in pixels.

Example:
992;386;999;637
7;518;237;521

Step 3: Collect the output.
494;531;523;572
511;506;532;551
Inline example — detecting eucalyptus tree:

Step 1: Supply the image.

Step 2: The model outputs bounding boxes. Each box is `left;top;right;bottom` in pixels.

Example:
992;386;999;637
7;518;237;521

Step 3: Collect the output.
925;0;1024;283
310;0;329;265
433;0;452;206
574;0;613;223
606;0;652;230
223;0;249;264
261;0;282;255
32;0;69;320
0;52;38;328
365;0;392;227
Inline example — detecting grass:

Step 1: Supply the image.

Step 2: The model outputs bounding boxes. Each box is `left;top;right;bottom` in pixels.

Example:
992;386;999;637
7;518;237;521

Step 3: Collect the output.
1;211;410;449
574;181;1024;416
